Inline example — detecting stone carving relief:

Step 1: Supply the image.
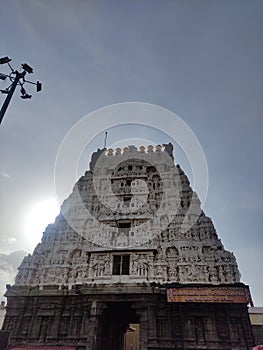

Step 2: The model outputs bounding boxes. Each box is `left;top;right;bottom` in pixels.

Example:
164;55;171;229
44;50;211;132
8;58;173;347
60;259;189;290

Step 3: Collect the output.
15;145;241;288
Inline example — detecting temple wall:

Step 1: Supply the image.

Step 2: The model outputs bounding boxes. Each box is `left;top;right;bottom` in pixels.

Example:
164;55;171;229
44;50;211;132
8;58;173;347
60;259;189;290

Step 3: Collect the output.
2;145;254;349
3;286;254;349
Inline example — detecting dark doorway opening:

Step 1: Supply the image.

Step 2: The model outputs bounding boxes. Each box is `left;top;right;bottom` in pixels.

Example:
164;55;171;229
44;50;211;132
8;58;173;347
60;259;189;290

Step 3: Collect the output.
98;302;139;350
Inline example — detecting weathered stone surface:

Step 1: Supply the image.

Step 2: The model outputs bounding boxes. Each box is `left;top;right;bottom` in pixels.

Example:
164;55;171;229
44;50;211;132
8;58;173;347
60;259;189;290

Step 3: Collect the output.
3;285;254;349
3;145;254;349
15;145;240;288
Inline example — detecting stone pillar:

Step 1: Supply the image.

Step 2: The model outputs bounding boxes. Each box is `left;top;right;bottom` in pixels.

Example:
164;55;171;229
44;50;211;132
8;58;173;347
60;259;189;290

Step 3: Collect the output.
50;302;63;338
134;302;148;350
30;300;41;340
86;301;105;350
147;302;157;338
81;301;91;337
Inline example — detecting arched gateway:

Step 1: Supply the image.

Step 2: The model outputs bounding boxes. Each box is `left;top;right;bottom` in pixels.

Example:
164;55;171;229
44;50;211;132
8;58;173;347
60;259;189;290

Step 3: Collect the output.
2;145;254;349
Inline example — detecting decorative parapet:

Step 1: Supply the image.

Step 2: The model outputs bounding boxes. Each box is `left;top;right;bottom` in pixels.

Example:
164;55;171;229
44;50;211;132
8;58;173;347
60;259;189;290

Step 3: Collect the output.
105;143;173;157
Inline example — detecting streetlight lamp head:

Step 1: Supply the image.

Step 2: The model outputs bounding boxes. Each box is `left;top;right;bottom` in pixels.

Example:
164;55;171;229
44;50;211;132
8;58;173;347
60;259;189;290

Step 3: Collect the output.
36;81;42;92
0;57;12;65
21;93;32;99
22;63;33;74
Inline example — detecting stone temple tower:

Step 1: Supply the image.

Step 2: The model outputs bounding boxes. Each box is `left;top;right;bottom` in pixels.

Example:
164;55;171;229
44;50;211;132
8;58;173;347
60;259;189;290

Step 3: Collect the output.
2;144;254;349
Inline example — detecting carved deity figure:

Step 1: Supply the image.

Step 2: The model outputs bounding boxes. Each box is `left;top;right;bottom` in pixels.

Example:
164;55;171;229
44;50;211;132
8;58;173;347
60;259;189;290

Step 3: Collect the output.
103;255;111;276
89;148;106;172
209;266;218;283
131;254;139;275
163;142;174;159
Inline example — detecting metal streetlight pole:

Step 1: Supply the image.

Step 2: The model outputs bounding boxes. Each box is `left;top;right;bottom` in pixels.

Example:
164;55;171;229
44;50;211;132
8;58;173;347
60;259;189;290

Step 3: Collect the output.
0;71;20;125
0;56;42;125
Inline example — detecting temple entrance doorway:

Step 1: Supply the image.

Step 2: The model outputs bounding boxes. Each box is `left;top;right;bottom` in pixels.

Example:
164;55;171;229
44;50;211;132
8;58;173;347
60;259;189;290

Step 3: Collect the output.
98;302;139;350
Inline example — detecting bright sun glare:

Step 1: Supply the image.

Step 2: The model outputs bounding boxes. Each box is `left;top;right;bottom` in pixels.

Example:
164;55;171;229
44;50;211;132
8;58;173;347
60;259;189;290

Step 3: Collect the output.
25;198;60;249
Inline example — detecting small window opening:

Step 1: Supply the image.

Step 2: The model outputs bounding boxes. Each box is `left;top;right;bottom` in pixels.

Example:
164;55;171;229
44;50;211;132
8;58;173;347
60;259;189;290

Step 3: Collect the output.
118;221;131;235
119;223;130;228
123;196;132;207
113;255;130;275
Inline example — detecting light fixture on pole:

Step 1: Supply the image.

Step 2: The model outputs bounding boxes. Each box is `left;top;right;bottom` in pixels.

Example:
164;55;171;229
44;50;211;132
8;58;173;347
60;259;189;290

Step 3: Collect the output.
0;56;42;125
0;57;12;65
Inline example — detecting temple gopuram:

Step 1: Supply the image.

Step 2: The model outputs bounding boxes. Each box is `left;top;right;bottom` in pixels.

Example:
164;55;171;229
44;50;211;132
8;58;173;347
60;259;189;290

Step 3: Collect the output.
2;144;254;349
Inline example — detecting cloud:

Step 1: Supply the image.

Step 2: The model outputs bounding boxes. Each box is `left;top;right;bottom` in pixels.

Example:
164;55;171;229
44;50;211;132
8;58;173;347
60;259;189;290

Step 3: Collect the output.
0;250;27;300
0;171;10;179
7;237;16;244
0;237;19;254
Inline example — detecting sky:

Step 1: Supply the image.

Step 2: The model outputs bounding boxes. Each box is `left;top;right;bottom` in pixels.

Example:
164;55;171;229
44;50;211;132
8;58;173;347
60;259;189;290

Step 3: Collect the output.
0;0;262;305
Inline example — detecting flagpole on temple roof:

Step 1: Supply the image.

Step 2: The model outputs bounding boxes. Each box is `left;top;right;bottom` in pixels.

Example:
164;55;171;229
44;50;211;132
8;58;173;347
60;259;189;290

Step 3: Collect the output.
104;131;108;149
